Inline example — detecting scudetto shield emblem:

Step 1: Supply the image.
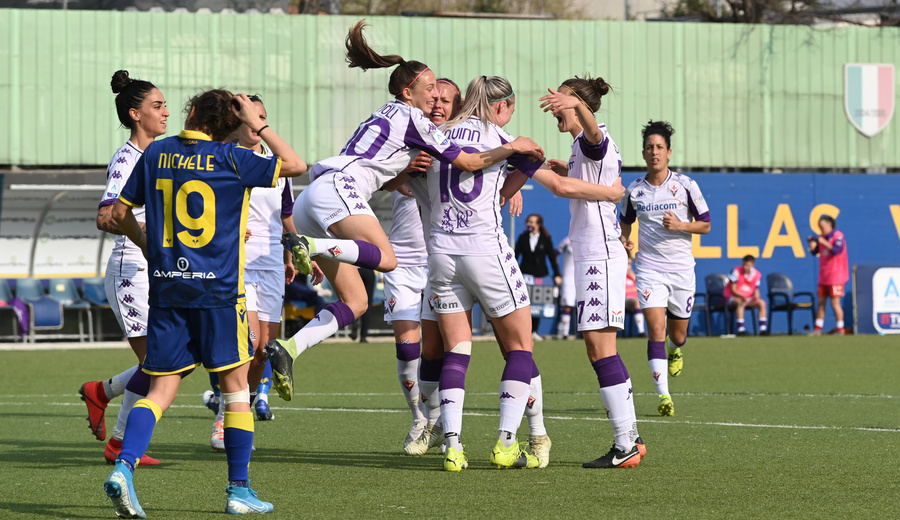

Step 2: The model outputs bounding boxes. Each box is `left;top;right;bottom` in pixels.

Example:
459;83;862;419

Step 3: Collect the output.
844;63;894;138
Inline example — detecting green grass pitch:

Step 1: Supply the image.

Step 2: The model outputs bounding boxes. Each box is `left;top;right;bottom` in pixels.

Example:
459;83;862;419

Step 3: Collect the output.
1;334;898;519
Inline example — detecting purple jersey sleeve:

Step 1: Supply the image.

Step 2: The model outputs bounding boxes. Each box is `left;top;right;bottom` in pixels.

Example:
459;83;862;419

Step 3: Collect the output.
281;178;294;216
404;114;462;164
506;153;542;178
829;231;845;255
686;178;711;222
577;133;609;161
620;188;637;224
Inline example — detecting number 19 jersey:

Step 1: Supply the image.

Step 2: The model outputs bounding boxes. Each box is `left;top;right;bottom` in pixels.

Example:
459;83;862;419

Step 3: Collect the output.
119;130;281;308
426;117;541;256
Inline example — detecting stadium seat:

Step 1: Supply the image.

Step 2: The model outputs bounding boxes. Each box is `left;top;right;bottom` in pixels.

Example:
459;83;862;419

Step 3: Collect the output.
49;278;93;342
767;273;815;335
691;291;711;336
14;278;65;343
82;277;110;341
704;273;732;335
0;279;23;342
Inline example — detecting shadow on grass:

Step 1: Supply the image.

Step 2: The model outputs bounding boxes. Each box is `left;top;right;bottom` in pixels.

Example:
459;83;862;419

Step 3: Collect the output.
0;502;111;519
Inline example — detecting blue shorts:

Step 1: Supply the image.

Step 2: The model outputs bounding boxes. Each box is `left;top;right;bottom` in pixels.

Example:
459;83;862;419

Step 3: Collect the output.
143;300;252;375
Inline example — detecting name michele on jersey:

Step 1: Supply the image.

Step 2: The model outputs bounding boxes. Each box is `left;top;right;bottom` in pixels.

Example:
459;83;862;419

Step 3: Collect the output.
635;201;680;212
157;153;217;171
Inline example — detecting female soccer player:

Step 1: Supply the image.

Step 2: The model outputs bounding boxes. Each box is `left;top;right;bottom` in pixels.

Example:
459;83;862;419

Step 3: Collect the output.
386;77;462;455
619;120;711;418
265;21;544;402
528;76;643;468
807;215;849;335
79;70;168;466
103;90;306;518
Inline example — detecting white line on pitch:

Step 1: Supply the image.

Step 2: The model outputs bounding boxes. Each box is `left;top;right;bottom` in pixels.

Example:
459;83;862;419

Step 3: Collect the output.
4;401;897;433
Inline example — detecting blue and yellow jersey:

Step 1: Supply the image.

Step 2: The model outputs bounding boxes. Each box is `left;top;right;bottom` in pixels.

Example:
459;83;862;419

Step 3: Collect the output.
119;130;282;308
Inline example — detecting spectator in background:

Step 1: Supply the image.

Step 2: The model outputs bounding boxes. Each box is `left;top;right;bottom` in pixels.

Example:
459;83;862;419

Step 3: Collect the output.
515;213;562;341
723;255;769;336
556;236;575;339
625;252;646;337
808;215;849;335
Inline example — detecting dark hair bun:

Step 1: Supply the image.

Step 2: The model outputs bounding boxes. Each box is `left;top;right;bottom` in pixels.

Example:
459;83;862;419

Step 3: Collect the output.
111;70;132;94
591;77;610;97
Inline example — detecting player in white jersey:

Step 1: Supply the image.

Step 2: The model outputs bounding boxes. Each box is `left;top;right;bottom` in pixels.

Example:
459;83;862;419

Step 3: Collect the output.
555;236;576;339
515;75;643;469
619;120;711;417
79;70;168;466
266;22;544;403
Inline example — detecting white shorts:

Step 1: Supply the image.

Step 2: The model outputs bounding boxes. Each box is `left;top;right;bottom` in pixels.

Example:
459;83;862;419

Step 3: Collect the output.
244;268;285;323
428;249;529;319
383;265;427;324
560;273;576;308
421;280;437;322
105;270;149;338
575;256;627;332
634;264;696;319
293;172;377;237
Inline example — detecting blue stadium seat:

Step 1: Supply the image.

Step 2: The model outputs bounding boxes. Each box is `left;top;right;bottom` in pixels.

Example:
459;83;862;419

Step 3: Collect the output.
767;273;815;335
49;278;94;342
82;277;111;341
0;279;23;342
15;279;65;343
704;273;733;335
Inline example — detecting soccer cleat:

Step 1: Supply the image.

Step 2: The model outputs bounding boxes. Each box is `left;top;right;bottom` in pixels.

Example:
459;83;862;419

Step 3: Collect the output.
104;460;146;519
403;417;427;454
666;337;683;377
760;329;770;336
255;400;274;421
828;328;845;335
658;394;674;416
225;485;274;514
79;381;109;441
737;329;748;336
264;339;297;402
211;418;225;452
443;447;468;472
405;424;443;456
528;434;552;469
490;440;541;469
105;438;160;466
635;436;647;458
582;443;642;469
281;232;312;276
808;329;822;336
203;390;220;415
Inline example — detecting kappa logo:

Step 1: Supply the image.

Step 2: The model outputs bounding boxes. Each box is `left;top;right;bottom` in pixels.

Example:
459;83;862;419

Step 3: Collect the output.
388;296;396;313
402;379;415;392
653;371;661;382
587;282;600;291
328;245;343;257
129;323;144;333
588;297;601;306
510;266;518;275
515;280;523;289
343;183;354;190
669;183;679;196
116;157;128;164
527;395;536;409
122;294;134;304
339;176;355;183
111;171;122;180
519;293;528;303
354;203;367;210
586;313;602;323
440;398;455;405
627;387;633;400
641;288;651;300
126;309;141;318
636;190;644;198
347;192;360;199
499;392;515;399
505;252;513;262
586;266;599;275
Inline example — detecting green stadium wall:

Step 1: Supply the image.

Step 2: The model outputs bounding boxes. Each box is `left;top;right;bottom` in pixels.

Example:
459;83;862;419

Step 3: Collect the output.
1;10;899;169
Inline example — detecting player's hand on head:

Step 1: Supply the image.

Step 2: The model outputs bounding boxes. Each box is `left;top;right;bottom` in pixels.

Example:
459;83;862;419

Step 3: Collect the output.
548;159;569;176
231;93;258;126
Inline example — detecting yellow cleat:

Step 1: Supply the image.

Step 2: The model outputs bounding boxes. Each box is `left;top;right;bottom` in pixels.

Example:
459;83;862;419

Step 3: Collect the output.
490;440;540;469
658;394;674;416
444;447;468;472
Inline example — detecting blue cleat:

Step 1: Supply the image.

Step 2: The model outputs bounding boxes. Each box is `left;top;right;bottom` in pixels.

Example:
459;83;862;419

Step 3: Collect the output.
104;460;146;519
225;485;274;514
254;399;274;421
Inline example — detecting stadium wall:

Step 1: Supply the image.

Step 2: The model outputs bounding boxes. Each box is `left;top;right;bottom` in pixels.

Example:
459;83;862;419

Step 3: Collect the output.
0;10;899;169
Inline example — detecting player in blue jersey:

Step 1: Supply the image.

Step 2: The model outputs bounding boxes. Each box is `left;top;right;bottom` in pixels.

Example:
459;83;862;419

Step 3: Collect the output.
265;21;545;402
619;121;711;417
102;89;306;518
79;70;168;466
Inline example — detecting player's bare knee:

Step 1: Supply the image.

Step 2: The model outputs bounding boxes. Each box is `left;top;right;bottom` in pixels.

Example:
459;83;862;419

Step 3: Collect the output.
379;250;398;272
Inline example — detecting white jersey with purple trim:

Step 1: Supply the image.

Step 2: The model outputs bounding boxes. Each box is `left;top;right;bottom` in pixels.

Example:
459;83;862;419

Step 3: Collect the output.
620;170;710;272
426;117;541;256
309;100;462;203
245;144;295;271
567;125;626;262
101;141;146;277
389;190;428;268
